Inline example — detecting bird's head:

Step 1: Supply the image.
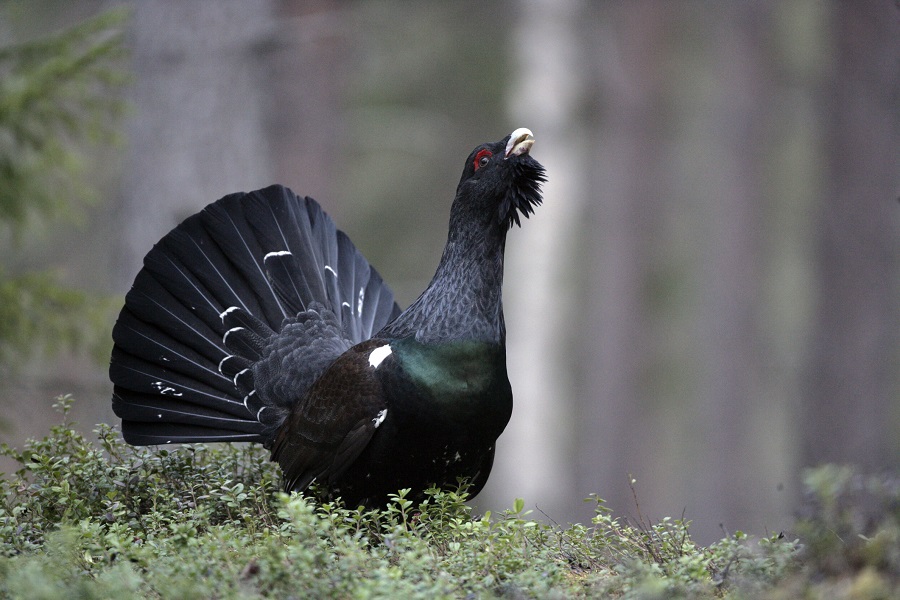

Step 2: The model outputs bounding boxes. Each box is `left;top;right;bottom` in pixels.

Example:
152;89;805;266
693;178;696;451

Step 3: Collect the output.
453;128;547;231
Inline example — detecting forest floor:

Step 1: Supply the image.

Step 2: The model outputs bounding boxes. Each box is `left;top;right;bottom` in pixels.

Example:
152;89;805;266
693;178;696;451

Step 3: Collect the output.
1;397;897;599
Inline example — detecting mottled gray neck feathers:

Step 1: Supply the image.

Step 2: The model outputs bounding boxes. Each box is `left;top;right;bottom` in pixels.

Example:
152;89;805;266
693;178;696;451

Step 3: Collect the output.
379;225;507;345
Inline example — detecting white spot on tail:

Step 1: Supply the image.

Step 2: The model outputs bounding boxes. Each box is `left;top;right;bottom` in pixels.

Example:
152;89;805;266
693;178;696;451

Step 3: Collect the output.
223;327;244;344
219;306;240;322
324;265;337;276
152;381;182;397
264;250;292;260
357;287;365;315
243;390;255;410
218;355;233;374
233;368;250;387
341;301;350;309
372;409;387;428
368;344;392;369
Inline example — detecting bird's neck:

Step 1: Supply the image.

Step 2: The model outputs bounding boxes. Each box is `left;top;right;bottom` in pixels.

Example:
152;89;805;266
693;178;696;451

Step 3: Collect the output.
381;223;508;345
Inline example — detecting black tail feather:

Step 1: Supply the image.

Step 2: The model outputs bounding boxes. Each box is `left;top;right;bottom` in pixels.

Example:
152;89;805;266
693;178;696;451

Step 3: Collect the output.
112;388;264;432
111;185;401;446
364;269;401;338
245;187;330;307
110;347;248;418
222;325;266;361
196;195;290;327
122;271;226;363
217;354;251;379
111;310;232;396
220;305;275;339
118;417;267;445
262;251;309;316
147;226;264;327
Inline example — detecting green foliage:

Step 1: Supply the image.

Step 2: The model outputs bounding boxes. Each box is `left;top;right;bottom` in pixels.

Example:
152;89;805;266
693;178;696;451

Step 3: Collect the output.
0;9;127;365
784;465;900;598
0;9;128;227
0;270;118;363
1;399;896;598
16;398;894;598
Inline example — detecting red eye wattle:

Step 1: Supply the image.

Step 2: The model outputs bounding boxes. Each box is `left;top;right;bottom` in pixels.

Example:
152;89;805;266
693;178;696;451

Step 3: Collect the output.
473;149;492;171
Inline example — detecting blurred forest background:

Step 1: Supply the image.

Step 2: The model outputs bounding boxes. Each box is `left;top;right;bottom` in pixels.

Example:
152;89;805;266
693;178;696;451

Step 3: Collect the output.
0;0;897;545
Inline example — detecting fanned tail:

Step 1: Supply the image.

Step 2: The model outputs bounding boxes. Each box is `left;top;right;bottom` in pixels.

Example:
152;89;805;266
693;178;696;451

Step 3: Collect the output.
111;185;401;446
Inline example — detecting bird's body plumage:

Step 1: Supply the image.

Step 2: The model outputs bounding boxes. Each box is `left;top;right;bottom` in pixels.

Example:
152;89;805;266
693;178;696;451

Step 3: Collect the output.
111;129;545;507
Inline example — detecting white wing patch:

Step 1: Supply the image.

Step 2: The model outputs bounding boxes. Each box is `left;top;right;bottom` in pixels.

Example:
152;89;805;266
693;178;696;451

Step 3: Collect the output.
372;409;387;428
368;344;392;369
357;286;365;315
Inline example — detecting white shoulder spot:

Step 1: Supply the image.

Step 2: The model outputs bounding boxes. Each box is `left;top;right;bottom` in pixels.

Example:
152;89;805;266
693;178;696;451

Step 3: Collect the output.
372;409;387;428
368;344;392;369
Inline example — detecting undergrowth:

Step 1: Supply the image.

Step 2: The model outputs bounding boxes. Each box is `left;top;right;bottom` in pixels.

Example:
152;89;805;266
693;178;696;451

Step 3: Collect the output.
0;396;896;599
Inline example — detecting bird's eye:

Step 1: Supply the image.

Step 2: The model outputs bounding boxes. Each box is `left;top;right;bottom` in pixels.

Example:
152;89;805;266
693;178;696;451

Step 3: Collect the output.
473;149;492;171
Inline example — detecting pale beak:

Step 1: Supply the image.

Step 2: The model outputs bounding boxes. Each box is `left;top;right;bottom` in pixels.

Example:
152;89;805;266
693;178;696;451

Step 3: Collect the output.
504;127;535;159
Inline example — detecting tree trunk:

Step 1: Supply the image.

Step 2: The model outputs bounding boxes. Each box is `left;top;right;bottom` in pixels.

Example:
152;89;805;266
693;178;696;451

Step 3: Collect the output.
116;0;276;288
689;1;773;542
577;0;670;525
264;0;349;210
802;0;900;471
484;0;587;517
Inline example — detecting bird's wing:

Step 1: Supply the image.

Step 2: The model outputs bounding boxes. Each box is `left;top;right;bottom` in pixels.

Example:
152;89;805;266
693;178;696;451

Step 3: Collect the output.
269;339;390;492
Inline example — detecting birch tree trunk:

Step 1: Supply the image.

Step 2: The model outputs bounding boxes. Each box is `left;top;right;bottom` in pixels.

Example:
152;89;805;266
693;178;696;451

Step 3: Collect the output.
484;0;587;516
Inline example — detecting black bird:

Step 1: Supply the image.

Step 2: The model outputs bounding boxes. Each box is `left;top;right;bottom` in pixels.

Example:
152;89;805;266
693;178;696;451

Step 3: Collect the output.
110;128;545;506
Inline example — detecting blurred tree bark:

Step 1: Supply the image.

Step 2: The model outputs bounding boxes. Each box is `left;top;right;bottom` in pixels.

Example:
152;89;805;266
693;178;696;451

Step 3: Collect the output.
265;0;348;211
578;0;670;523
690;0;773;539
117;0;276;287
117;0;349;284
802;0;900;471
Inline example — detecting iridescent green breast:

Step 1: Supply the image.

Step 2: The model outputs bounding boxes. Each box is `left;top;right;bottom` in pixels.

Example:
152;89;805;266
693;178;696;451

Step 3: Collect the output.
390;337;512;419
